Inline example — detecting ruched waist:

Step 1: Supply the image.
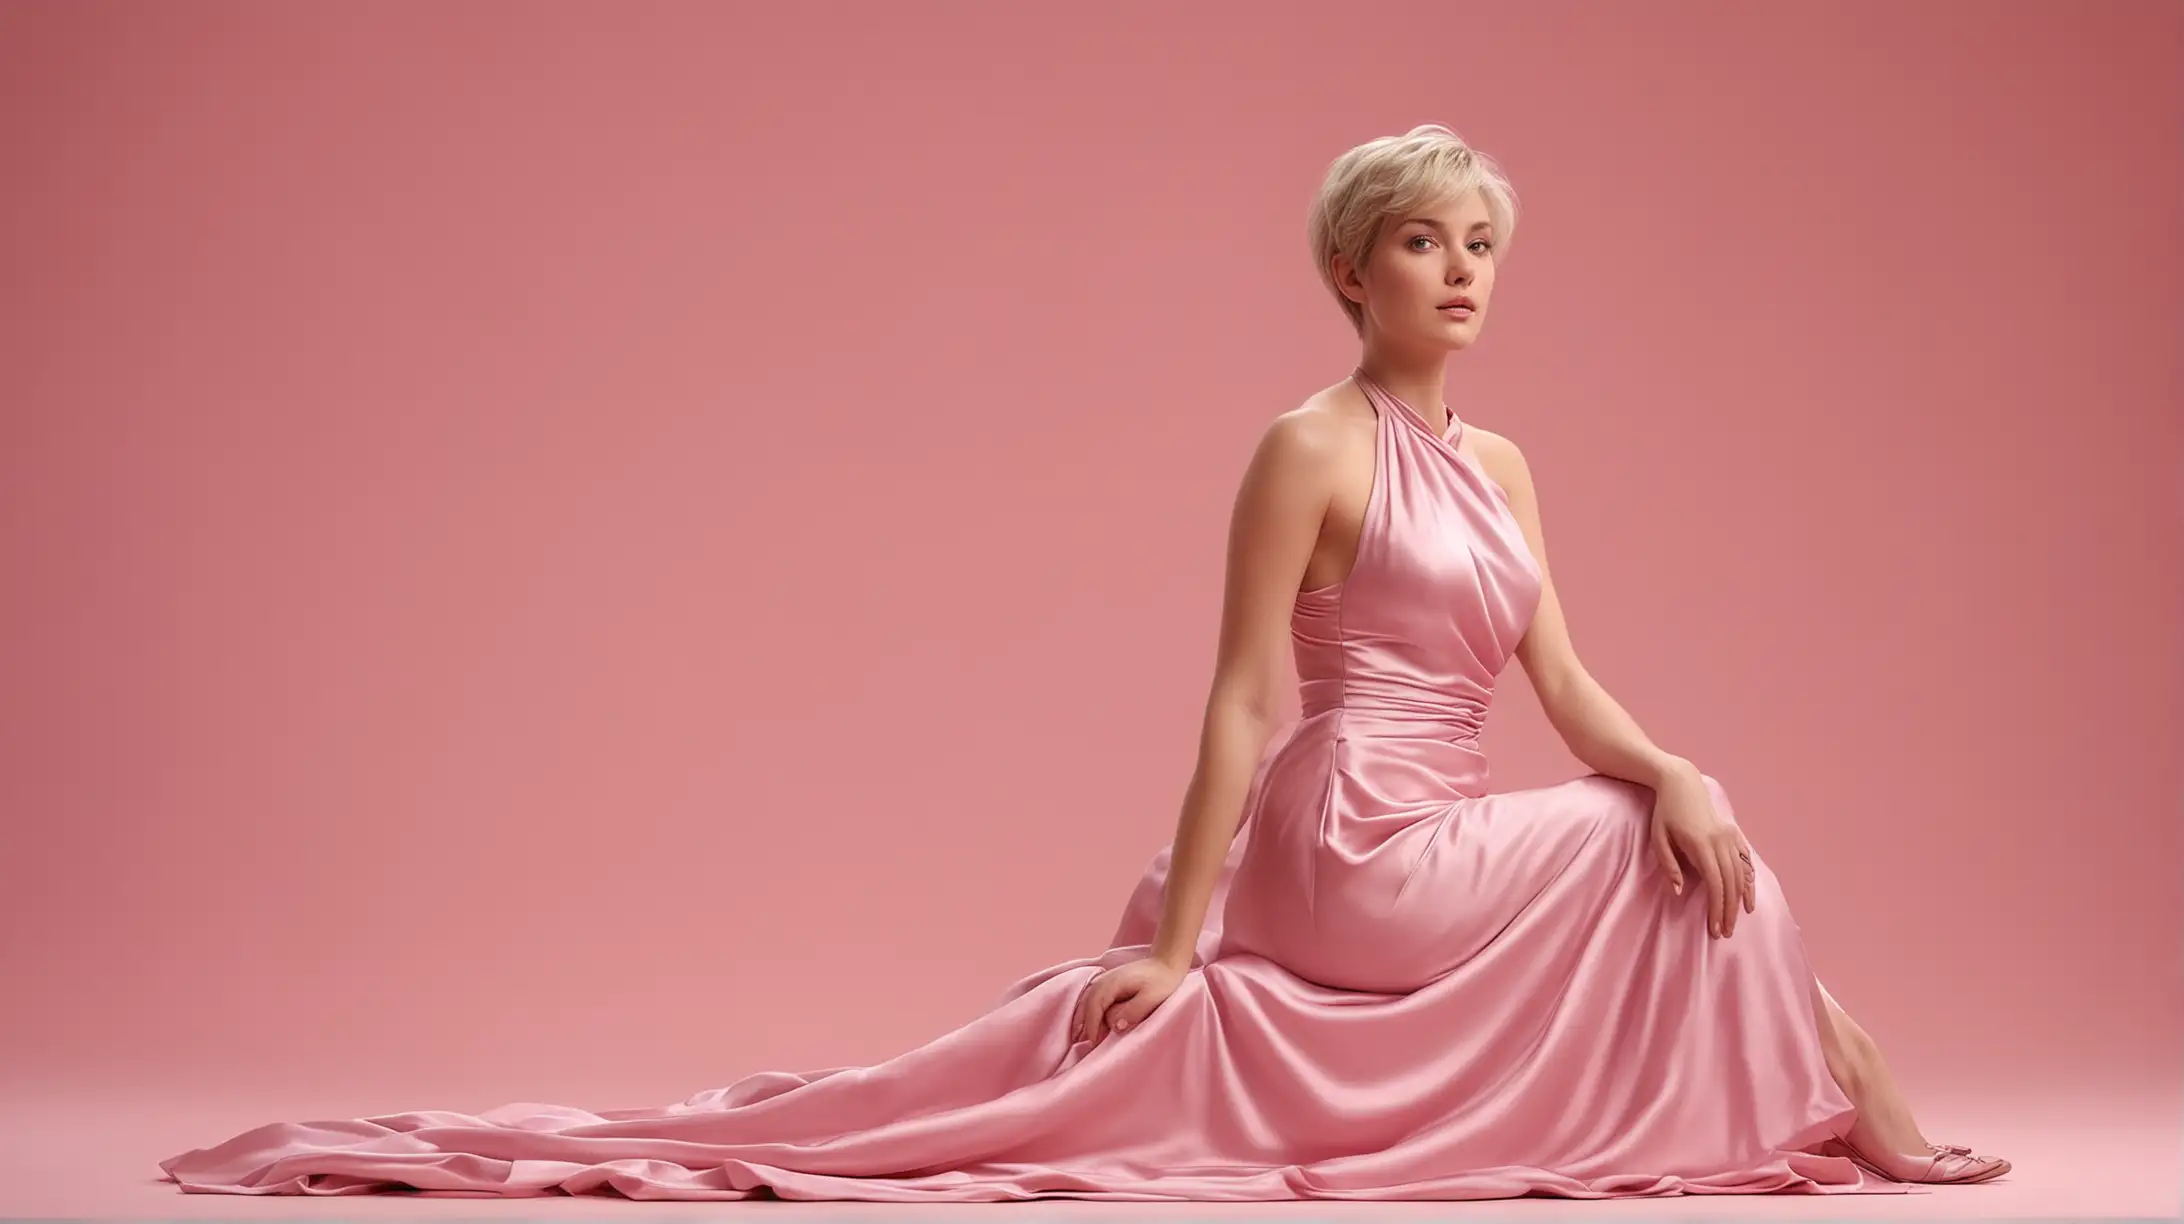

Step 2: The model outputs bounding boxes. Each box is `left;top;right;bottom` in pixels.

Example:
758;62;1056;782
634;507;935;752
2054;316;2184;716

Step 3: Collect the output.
1299;696;1489;746
1256;703;1492;813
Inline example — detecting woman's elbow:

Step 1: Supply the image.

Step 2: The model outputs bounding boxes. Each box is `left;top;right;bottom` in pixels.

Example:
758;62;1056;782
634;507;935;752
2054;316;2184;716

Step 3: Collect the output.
1205;673;1284;730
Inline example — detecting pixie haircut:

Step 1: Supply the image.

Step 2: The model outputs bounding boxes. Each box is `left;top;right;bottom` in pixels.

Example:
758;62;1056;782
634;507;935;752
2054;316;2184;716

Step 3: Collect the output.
1308;124;1519;336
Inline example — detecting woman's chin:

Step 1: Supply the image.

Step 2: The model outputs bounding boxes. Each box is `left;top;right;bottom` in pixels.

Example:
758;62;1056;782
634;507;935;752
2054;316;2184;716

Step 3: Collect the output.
1422;317;1481;350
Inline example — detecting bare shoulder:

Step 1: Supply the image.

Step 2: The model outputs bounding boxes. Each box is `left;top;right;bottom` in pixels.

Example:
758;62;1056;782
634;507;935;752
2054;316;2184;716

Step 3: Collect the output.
1463;423;1535;498
1248;385;1369;482
1291;379;1376;440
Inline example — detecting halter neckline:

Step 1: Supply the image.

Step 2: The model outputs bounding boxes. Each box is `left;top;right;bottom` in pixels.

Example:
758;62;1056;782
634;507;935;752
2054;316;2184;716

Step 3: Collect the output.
1352;368;1462;445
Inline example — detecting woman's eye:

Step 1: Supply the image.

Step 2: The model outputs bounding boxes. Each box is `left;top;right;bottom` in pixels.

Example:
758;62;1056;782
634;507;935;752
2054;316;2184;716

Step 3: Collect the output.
1408;235;1436;250
1468;240;1494;254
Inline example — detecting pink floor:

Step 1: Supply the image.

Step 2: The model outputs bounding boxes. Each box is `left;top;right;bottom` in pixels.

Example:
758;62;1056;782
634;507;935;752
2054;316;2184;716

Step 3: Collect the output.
9;1079;2176;1219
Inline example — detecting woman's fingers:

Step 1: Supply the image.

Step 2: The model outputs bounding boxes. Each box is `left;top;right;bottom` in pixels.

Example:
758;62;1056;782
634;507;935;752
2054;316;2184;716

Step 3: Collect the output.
1089;977;1144;1049
1090;980;1140;1049
1720;838;1748;937
1649;817;1684;895
1711;841;1732;937
1073;978;1109;1043
1692;848;1726;939
1723;838;1753;932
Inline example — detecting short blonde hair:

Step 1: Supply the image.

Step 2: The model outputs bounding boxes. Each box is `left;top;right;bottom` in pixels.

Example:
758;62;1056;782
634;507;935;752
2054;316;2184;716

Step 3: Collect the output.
1307;124;1520;336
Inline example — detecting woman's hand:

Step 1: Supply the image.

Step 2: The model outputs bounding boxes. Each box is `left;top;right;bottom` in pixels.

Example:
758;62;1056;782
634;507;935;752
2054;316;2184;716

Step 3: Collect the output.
1646;768;1756;939
1071;956;1186;1050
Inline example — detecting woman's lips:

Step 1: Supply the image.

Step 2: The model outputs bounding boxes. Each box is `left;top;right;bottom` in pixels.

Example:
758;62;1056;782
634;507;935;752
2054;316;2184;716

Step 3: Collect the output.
1439;305;1474;319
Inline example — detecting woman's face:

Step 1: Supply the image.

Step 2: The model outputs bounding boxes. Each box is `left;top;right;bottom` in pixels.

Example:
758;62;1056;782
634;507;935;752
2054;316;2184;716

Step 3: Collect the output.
1340;188;1497;351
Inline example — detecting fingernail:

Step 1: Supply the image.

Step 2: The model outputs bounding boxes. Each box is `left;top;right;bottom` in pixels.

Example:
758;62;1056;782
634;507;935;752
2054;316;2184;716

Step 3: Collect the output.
1115;1021;1128;1032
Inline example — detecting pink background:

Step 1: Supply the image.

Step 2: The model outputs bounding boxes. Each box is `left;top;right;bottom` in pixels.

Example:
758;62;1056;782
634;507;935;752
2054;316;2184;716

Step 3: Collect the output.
2;0;2177;1213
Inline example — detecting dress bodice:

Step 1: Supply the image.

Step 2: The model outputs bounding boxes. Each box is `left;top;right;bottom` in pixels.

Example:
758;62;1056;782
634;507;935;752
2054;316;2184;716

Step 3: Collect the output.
1291;370;1543;751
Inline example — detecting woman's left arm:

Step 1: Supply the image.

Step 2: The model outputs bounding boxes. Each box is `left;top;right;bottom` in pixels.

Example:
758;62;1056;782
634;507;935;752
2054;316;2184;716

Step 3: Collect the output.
1476;431;1701;793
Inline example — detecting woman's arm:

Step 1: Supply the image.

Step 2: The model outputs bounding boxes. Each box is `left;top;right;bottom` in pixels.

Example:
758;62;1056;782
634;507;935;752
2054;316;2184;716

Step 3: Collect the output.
1481;432;1699;792
1145;410;1338;971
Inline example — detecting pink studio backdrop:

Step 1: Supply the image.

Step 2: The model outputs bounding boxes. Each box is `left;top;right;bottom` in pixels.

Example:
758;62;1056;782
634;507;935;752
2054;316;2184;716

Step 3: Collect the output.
3;0;2177;1143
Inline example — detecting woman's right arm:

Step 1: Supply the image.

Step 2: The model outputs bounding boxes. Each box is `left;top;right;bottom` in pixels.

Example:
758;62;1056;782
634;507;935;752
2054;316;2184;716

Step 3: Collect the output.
1143;409;1339;972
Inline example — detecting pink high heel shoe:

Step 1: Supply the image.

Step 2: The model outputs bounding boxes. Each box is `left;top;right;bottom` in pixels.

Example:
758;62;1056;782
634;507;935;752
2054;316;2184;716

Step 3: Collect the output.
1817;1135;2010;1184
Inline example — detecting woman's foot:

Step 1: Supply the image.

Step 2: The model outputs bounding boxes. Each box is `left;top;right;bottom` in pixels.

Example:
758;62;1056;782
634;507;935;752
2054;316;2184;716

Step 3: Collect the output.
1809;981;2009;1183
1819;1135;2010;1184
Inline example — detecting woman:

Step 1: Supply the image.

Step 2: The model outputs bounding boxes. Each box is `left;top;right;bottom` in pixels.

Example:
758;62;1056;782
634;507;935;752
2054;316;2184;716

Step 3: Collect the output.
158;124;2009;1200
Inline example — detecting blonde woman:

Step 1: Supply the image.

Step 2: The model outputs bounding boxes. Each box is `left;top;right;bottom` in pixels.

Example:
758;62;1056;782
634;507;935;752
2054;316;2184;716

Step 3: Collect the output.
159;125;2007;1201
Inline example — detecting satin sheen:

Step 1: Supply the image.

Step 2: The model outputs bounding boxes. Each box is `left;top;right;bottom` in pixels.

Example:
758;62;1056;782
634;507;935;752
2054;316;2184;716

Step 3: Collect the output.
157;371;1908;1201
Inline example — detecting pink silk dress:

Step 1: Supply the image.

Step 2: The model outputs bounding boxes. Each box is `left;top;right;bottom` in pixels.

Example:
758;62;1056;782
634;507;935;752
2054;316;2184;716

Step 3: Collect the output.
157;370;1907;1201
